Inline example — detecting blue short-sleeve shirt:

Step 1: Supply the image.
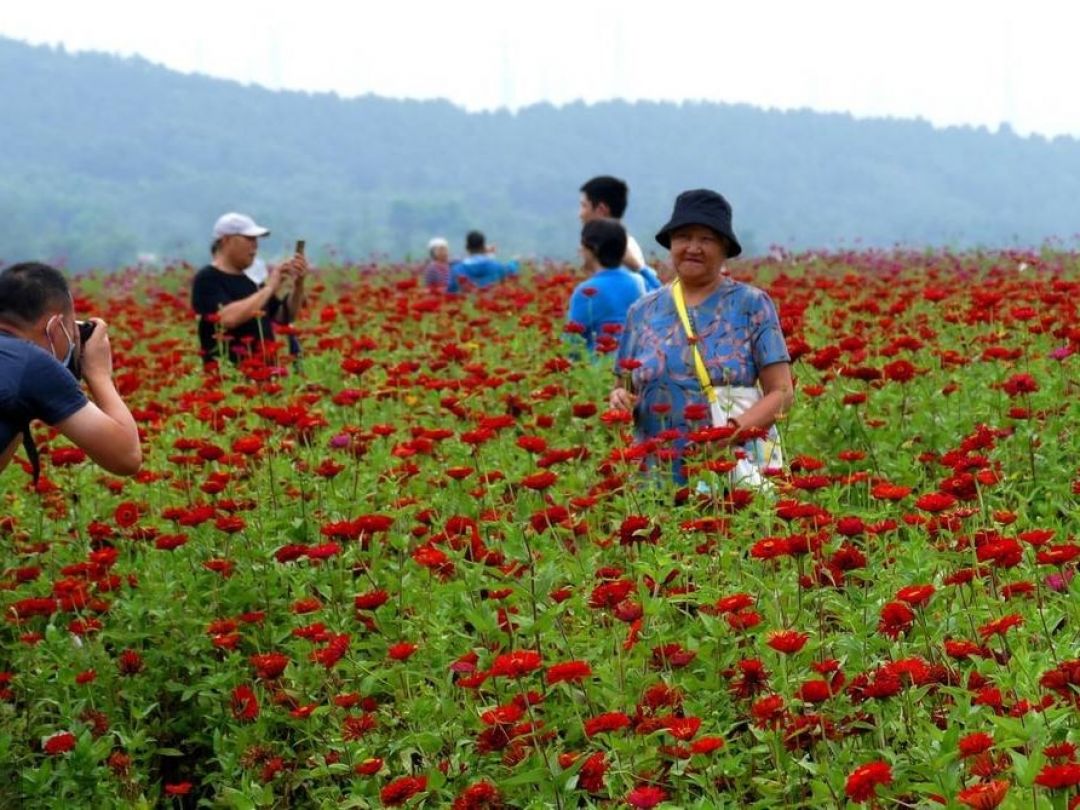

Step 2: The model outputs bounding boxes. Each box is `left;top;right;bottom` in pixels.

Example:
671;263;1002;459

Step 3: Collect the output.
0;332;88;451
566;267;646;351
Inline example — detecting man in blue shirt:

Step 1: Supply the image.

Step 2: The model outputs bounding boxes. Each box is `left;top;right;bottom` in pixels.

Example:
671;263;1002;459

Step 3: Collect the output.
566;219;646;352
447;231;519;293
579;175;663;291
0;262;141;480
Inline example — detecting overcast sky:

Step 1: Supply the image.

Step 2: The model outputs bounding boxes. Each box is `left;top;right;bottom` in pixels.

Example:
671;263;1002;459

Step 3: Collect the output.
4;0;1079;137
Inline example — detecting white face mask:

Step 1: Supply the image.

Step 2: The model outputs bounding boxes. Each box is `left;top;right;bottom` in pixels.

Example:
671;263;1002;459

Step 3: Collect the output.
46;315;76;368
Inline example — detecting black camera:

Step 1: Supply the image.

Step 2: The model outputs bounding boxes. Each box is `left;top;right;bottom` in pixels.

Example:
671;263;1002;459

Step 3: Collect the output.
77;320;96;344
67;320;97;379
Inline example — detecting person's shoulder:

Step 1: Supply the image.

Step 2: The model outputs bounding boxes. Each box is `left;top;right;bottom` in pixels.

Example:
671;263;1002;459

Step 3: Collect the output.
192;265;224;284
7;336;54;366
728;278;775;304
0;334;39;373
626;285;671;318
22;340;79;389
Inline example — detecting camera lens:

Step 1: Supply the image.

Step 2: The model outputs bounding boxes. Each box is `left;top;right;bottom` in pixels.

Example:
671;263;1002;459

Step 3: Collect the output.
77;321;96;343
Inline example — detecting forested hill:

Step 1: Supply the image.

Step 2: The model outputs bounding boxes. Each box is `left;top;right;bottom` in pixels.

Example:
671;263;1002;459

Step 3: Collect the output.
2;36;1080;270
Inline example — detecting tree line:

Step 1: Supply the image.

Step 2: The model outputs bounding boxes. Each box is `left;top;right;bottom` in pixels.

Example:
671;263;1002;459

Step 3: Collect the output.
2;36;1079;270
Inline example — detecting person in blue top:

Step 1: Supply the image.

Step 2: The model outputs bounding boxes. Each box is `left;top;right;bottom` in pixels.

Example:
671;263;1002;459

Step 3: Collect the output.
579;175;663;291
0;262;142;481
566;219;646;352
446;231;519;293
609;189;794;483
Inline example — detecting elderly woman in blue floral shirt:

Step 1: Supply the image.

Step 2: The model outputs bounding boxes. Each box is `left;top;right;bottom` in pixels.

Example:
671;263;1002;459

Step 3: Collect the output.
609;189;794;481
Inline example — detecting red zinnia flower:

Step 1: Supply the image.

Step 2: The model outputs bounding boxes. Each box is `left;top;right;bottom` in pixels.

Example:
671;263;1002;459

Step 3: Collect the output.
1043;742;1078;761
1035;762;1080;789
957;779;1009;809
50;447;87;466
354;757;382;776
871;483;911;501
342;712;378;741
452;779;503;809
626;785;667;808
546;660;592;686
489;650;542;678
915;492;957;513
577;751;608;794
521;471;557;491
978;614;1023;639
232;435;264;455
388;642;418;661
114;501;140;528
164;783;193;796
380;774;427;806
354;589;390;610
845;760;892;802
250;653;289;680
958;731;994;758
42;731;77;755
766;629;809;655
231;684;259;722
118;649;144;676
896;584;935;608
1001;373;1038;397
883;359;917;383
664;715;702;741
583;711;631;737
690;735;725;754
796;679;833;703
878;601;916;639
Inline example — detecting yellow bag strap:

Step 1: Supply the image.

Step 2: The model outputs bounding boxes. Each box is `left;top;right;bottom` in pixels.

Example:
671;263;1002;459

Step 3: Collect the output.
671;280;717;404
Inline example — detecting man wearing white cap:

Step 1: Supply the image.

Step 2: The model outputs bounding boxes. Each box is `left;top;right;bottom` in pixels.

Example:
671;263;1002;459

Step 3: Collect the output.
191;212;308;366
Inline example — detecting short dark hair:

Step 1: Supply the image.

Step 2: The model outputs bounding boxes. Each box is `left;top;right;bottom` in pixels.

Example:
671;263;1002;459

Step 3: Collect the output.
0;262;72;327
580;176;629;219
581;219;628;269
465;231;486;253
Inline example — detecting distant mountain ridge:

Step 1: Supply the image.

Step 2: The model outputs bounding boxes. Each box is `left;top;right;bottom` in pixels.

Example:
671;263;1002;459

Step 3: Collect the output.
1;36;1079;269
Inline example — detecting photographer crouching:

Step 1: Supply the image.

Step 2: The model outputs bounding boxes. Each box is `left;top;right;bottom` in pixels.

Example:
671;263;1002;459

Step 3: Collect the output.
0;262;142;481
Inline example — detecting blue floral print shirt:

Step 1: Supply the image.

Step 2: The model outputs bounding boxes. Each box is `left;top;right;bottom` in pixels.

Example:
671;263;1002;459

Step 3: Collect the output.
615;277;790;442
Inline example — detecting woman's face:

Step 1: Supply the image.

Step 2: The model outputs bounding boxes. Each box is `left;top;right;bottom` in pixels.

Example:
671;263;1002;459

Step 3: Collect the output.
669;224;726;284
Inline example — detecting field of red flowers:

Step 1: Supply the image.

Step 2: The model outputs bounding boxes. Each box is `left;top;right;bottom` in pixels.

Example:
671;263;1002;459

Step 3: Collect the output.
2;249;1079;808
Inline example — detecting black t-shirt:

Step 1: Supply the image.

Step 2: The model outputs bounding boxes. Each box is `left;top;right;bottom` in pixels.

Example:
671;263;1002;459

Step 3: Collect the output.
0;331;88;452
191;265;282;364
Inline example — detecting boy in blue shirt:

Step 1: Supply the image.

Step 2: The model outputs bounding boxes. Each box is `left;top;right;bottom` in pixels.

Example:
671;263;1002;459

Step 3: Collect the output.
566;219;646;352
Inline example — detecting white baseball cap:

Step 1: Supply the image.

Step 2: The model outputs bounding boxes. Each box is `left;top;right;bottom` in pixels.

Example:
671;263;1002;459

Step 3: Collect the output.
428;237;449;251
213;212;271;239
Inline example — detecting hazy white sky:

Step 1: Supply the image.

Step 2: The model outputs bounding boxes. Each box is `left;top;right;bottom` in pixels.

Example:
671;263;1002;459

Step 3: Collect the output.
4;0;1079;137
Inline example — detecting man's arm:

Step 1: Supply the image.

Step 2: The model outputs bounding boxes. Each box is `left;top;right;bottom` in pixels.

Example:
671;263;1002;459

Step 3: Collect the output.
624;235;645;271
215;269;284;330
55;320;141;475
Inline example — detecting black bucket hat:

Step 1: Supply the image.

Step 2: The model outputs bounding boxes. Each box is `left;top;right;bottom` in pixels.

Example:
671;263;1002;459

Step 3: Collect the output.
655;189;742;258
